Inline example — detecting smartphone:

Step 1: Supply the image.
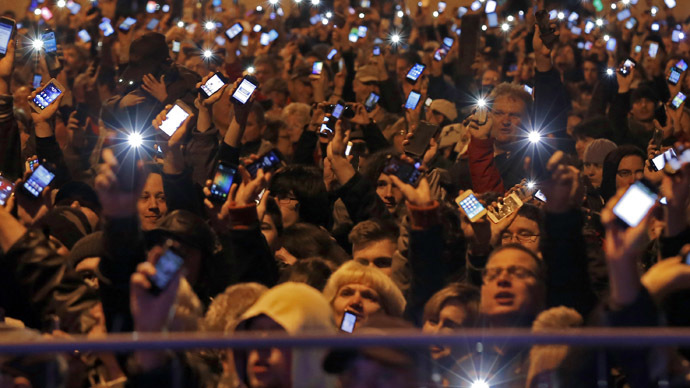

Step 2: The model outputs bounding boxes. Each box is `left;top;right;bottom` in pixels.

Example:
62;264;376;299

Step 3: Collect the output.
437;1;446;13
327;48;337;60
487;193;523;223
406;63;425;83
161;4;170;12
670;92;686;110
159;101;192;137
664;0;676;8
382;156;423;187
535;10;558;49
612;180;658;227
584;20;595;34
209;162;238;203
0;176;14;206
404;91;422;110
0;17;15;58
651;148;677;171
146;0;158;13
672;30;684;43
246;150;284;178
625;18;637;30
364;92;379;112
22;164;55;198
456;190;487;222
312;61;324;75
668;67;683;85
358;26;368;38
487;13;498;28
268;30;278;42
584;41;593;51
99;18;115;36
676;59;688;72
348;27;359;43
77;29;91;43
331;103;345;119
225;23;243;40
320;115;335;136
119;17;136;31
372;46;381;56
618;58;636;76
41;7;53;21
172;40;180;53
534;190;547;202
340;311;357;333
30;79;64;112
568;12;579;22
232;76;259;104
259;32;269;46
214;36;226;47
42;31;57;54
66;1;81;14
433;48;448;61
523;84;534;96
310;14;322;25
200;72;227;99
571;26;582;35
405;121;439;157
617;9;631;21
470;1;481;11
149;248;184;295
606;38;617;52
648;42;659;58
32;74;42;89
146;18;159;30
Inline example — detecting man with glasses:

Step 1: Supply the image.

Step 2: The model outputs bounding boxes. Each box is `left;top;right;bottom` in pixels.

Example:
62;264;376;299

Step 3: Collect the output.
498;204;543;255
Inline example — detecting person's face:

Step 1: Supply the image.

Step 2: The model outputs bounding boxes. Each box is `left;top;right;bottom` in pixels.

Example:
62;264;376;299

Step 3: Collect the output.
481;69;500;87
575;136;594;161
567;115;582;137
583;162;604;188
63;47;83;73
260;213;280;252
375;174;403;214
352;239;397;278
254;63;275;86
138;173;167;231
290;79;313;104
583;61;599;85
268;91;287;109
422;299;472;360
500;216;541;254
244;316;291;388
242;112;263;144
339;358;416;388
332;283;383;330
480;248;544;326
275;127;294;159
490;96;527;145
395;58;410;82
352;79;372;104
425;109;445;126
615;155;644;192
631;98;656;122
274;192;300;228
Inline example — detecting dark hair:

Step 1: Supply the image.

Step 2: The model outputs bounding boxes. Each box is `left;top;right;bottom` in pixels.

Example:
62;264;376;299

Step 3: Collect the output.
599;145;646;202
349;218;399;248
360;148;399;185
249;103;266;128
263;196;284;236
516;203;545;239
398;51;422;67
263;119;287;144
278;257;336;291
422;283;480;324
269;165;330;228
281;223;350;266
570;116;613;141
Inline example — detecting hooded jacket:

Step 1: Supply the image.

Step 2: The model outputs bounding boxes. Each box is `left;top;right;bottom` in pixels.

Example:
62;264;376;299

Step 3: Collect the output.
234;282;336;388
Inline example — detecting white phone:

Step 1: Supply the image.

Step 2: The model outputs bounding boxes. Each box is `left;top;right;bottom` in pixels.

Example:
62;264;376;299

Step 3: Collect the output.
159;101;192;137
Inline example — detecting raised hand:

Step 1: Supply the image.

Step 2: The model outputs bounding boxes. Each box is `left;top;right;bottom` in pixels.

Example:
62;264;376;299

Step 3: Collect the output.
142;73;168;102
27;86;64;123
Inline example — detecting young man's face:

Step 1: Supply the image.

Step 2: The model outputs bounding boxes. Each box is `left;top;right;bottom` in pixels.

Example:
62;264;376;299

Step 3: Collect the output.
631;97;655;122
352;239;397;278
575;136;595;161
480;248;544;327
244;316;292;388
138;173;168;231
583;162;604;188
490;95;527;145
500;216;541;254
332;283;383;331
376;174;403;214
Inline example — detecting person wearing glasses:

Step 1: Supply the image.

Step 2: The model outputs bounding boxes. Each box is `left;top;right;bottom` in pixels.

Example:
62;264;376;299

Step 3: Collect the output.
498;204;544;255
599;145;646;203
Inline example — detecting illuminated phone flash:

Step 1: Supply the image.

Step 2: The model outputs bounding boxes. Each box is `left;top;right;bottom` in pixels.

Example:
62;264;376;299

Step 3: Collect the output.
477;98;486;108
471;380;490;388
177;21;184;27
390;33;400;43
246;66;255;74
204;20;216;31
269;0;279;4
595;18;604;26
527;181;535;189
501;23;510;31
506;15;514;22
325;11;332;18
31;39;44;50
311;0;319;5
128;132;143;148
610;3;616;9
557;11;565;20
34;8;42;15
57;0;66;7
528;131;541;143
202;49;214;59
606;68;614;76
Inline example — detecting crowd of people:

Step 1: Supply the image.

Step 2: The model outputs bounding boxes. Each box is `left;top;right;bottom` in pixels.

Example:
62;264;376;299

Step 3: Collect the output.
0;0;689;386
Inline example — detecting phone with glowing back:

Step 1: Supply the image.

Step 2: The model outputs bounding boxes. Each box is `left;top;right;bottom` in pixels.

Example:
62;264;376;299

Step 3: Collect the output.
209;161;238;203
456;190;487;222
149;247;184;295
612;179;658;227
0;17;15;58
340;311;357;333
30;78;65;113
364;92;379;112
405;121;439;158
159;100;193;137
668;67;683;85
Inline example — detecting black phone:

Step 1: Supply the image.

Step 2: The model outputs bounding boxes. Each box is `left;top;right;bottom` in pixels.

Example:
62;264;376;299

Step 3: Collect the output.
364;92;379;112
200;72;228;99
209;161;238;203
42;30;63;76
319;114;335;136
618;58;636;77
405;63;425;84
382;155;423;187
246;149;285;178
149;248;184;295
405;121;440;158
535;10;558;50
232;75;259;104
21;164;55;198
0;17;16;58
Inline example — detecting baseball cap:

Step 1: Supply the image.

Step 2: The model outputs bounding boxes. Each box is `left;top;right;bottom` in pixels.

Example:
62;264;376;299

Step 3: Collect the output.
354;65;381;84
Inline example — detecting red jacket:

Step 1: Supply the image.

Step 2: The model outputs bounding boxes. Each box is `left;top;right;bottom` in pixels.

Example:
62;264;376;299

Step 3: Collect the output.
467;135;505;194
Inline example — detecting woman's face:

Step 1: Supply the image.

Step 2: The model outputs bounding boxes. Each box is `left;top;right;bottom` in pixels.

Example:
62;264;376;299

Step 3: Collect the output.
332;283;383;331
422;299;473;360
615;155;645;192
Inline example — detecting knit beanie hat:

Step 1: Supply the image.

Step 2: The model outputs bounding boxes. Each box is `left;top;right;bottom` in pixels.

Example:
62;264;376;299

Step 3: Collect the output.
583;139;617;165
68;231;105;266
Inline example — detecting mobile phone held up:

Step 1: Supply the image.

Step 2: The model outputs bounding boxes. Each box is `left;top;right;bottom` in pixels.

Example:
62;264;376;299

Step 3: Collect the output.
364;92;379;112
670;92;687;110
200;72;228;99
42;31;62;75
382;155;423;187
30;79;65;113
456;190;487;222
404;91;422;110
149;247;184;295
232;75;259;105
612;179;658;227
159;100;193;137
0;175;15;206
618;58;636;77
535;10;557;50
225;23;243;40
650;148;677;172
668;67;683;86
406;63;425;84
246;149;285;178
340;311;357;333
404;121;439;158
209;162;238;203
0;17;15;58
22;164;55;198
487;193;523;223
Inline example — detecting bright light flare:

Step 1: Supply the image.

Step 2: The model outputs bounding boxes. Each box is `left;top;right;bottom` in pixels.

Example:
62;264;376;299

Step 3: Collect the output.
622;0;630;4
477;98;486;108
325;11;332;18
246;66;255;74
204;20;216;31
527;181;536;189
31;39;44;50
269;0;279;4
57;0;66;7
610;3;616;9
606;68;614;76
603;34;610;41
501;23;510;31
432;11;439;17
506;15;514;22
127;132;143;148
34;8;42;15
397;10;404;17
557;11;565;20
311;0;319;5
595;18;604;26
359;12;365;18
528;131;541;143
471;380;490;388
321;18;328;25
202;49;214;59
481;25;488;31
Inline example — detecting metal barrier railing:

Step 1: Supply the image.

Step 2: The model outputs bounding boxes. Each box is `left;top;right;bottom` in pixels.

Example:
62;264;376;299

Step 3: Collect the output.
2;328;690;354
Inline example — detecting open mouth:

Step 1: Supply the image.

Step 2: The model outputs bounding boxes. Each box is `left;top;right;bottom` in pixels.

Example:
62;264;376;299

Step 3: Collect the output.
494;291;515;305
